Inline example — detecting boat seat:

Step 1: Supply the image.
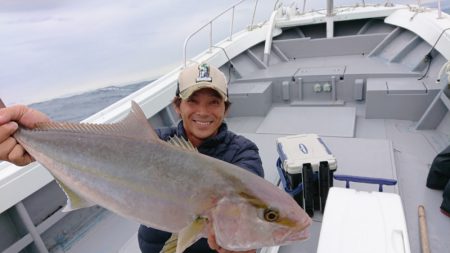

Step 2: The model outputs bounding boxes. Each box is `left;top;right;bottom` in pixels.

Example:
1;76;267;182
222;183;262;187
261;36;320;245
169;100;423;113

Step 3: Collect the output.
365;77;440;120
227;81;272;117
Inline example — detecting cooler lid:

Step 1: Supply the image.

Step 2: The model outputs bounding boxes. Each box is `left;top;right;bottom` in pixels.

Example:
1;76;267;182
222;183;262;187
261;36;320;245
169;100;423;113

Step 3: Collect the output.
317;187;411;253
276;134;337;173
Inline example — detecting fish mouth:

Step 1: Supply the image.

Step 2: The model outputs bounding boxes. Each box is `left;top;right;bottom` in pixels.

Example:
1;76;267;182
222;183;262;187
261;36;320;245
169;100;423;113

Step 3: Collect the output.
280;220;311;243
284;225;310;243
286;230;309;242
272;225;309;246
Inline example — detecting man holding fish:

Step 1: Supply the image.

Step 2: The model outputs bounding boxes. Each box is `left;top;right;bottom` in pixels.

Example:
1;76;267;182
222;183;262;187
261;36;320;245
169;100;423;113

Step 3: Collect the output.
0;63;311;253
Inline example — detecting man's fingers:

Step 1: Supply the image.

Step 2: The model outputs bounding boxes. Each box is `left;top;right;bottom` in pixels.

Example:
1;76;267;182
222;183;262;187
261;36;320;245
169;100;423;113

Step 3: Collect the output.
0;136;34;166
0;105;50;128
0;122;18;142
0;105;47;166
0;137;17;161
0;105;27;124
9;144;34;166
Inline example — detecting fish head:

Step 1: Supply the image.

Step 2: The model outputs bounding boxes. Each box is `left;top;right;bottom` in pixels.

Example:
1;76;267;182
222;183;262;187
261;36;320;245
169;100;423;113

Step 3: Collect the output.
211;190;311;251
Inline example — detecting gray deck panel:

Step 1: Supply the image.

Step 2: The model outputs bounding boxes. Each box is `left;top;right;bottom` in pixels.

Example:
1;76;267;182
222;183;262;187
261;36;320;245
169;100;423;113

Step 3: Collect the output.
240;55;416;82
255;107;356;137
385;120;437;163
65;212;138;253
323;137;398;193
273;34;388;59
354;116;387;139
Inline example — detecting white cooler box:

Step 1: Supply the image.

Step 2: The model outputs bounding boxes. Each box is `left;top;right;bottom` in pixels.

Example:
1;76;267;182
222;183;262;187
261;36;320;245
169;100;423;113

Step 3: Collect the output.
276;134;337;216
318;187;411;253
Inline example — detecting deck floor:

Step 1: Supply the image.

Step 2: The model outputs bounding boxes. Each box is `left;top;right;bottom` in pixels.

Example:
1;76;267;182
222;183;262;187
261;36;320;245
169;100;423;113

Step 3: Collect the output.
65;212;139;253
255;106;356;137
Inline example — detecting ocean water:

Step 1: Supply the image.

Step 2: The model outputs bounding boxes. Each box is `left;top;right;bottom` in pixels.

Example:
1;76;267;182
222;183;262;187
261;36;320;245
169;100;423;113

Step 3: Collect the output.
29;81;150;122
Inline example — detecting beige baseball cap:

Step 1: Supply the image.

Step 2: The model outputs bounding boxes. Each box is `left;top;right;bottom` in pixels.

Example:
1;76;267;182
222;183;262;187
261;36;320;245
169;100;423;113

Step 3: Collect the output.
178;63;228;101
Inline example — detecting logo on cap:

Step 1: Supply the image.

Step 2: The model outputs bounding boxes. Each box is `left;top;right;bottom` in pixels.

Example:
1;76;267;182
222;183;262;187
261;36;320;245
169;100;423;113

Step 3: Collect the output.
196;63;213;83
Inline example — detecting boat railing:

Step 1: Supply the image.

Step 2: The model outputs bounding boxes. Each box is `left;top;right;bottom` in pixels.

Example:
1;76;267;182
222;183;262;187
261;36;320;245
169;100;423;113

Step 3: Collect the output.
183;0;261;67
182;0;446;67
391;0;444;18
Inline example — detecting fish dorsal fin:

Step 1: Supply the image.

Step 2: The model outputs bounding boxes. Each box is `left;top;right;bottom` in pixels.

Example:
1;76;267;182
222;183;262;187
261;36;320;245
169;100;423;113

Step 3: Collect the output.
167;136;197;152
33;101;159;142
115;101;160;141
55;179;95;212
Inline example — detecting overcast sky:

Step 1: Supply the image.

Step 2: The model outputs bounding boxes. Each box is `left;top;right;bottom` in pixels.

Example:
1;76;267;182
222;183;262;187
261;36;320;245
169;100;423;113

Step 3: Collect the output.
0;0;446;105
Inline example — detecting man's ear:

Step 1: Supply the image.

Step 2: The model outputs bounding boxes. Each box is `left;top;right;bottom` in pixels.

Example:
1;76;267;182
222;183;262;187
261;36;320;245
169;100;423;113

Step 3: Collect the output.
224;107;229;117
173;101;181;115
224;101;231;116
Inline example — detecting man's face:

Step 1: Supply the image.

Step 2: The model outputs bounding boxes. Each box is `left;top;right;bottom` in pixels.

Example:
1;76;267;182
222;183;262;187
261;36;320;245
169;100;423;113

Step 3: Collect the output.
175;88;227;146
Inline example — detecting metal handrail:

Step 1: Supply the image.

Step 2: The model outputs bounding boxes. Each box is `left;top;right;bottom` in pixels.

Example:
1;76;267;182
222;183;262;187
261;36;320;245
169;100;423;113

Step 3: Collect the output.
182;0;446;67
413;0;444;18
437;0;443;19
183;0;260;67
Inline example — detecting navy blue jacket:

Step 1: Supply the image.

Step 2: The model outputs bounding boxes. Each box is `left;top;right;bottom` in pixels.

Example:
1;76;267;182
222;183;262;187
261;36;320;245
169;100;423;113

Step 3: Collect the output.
138;121;264;253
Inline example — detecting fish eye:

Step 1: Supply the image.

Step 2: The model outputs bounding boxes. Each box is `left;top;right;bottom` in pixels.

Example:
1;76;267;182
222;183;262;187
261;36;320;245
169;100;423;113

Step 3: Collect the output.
263;208;280;222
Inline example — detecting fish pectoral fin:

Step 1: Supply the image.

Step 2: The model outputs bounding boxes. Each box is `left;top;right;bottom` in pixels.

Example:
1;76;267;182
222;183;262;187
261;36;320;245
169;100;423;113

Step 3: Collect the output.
56;180;95;212
160;234;178;253
173;217;208;253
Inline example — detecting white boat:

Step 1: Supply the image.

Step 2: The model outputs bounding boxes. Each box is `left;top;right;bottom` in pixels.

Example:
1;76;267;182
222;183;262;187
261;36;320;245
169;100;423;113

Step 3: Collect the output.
1;1;450;252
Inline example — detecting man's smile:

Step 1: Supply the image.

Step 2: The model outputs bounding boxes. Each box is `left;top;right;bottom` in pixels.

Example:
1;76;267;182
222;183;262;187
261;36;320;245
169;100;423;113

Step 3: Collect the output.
193;119;213;126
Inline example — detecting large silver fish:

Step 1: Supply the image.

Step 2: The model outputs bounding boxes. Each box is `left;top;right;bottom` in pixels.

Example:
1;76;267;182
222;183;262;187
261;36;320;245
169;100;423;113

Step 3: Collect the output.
13;101;311;253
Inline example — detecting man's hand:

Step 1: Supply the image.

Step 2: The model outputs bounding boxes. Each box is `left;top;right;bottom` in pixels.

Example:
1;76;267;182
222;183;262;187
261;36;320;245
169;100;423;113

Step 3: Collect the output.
206;222;257;253
0;104;50;166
